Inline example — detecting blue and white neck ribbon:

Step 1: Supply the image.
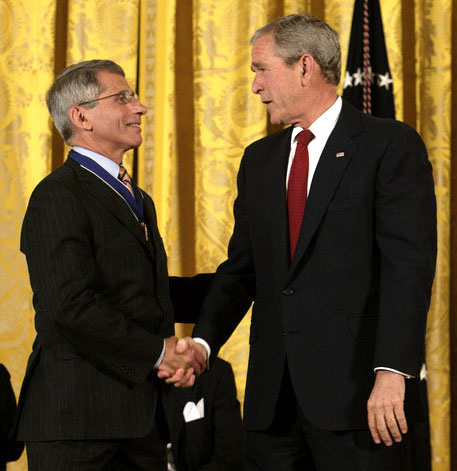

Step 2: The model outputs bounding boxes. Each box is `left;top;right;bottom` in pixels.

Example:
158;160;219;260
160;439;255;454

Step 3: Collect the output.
69;150;144;224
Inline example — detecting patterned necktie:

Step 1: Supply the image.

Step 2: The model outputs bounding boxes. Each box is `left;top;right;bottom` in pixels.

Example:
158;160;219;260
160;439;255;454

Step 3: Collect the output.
288;129;314;260
118;163;149;240
118;164;135;198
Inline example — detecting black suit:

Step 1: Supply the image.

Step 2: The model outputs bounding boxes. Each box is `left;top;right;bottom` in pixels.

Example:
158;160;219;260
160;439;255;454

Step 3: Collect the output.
17;153;173;463
170;357;244;471
193;101;436;467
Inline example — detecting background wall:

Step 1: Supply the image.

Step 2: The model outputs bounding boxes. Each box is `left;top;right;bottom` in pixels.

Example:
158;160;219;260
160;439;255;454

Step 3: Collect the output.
0;0;455;469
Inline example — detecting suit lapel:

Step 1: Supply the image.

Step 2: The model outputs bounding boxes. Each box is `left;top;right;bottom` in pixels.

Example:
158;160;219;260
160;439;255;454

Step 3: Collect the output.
287;103;364;280
142;193;164;262
142;193;175;320
265;128;293;281
67;158;151;251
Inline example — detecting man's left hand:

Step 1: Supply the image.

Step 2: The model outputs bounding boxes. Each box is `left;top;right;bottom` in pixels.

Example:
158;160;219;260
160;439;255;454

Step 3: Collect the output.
367;370;408;446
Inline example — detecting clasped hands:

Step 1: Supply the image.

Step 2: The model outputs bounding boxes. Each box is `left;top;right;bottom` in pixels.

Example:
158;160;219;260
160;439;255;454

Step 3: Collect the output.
157;336;208;388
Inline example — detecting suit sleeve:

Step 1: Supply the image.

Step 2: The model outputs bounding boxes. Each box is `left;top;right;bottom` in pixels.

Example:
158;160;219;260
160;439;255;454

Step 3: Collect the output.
169;274;215;323
21;179;165;386
373;124;436;376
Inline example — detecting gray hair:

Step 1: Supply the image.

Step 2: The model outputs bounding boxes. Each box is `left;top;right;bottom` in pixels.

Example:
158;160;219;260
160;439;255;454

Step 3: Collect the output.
250;14;341;86
46;59;125;144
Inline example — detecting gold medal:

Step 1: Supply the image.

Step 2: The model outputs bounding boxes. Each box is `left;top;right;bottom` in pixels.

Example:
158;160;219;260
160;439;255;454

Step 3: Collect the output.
140;222;149;241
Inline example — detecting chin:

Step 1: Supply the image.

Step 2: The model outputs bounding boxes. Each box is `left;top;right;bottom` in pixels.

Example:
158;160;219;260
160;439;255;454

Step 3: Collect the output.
269;116;285;126
131;137;143;148
268;115;280;125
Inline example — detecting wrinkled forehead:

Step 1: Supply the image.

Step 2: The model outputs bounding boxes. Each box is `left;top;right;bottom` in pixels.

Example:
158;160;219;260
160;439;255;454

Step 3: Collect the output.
251;33;282;64
96;70;132;92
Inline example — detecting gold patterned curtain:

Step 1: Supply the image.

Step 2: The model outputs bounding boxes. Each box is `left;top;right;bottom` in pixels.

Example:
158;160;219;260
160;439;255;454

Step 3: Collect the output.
0;1;454;470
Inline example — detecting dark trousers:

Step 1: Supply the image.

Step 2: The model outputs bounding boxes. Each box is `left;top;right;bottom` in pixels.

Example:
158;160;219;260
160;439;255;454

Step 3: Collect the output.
26;427;167;471
245;367;431;471
26;394;170;471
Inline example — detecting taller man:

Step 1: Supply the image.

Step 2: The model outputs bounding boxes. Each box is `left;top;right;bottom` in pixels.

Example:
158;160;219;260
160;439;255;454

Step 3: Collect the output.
173;14;436;471
17;60;205;471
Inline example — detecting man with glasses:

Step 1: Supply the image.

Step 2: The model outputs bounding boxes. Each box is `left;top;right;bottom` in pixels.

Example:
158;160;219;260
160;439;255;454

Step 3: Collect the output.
16;60;206;471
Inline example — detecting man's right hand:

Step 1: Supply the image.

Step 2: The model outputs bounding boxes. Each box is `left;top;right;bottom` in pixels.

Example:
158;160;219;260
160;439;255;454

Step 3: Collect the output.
157;336;207;387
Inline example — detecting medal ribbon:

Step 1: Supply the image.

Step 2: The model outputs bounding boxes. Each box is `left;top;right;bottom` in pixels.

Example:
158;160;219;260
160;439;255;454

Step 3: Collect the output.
69;150;144;223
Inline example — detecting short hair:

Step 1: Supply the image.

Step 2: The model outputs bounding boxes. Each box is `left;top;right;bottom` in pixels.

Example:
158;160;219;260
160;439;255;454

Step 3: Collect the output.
46;59;125;144
250;14;341;86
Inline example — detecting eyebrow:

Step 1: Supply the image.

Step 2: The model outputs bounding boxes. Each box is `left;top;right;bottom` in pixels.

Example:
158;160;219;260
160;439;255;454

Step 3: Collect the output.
251;62;264;71
102;88;131;95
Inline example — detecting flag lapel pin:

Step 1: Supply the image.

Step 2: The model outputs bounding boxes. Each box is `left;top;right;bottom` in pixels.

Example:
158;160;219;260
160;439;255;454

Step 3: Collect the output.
336;152;345;158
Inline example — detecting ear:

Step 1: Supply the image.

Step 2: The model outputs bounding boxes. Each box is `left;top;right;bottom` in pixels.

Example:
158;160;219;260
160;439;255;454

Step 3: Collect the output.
69;105;93;132
298;54;316;85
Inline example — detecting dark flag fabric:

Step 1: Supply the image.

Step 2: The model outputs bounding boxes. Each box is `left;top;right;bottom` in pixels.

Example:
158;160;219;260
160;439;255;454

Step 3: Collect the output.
342;0;395;119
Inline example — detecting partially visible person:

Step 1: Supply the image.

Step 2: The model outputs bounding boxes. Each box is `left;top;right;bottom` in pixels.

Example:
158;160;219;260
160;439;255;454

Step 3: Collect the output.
0;364;23;471
15;59;206;471
168;276;244;470
169;357;244;471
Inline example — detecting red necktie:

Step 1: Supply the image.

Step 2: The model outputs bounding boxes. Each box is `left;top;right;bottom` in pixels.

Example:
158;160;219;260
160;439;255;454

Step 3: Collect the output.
288;129;314;259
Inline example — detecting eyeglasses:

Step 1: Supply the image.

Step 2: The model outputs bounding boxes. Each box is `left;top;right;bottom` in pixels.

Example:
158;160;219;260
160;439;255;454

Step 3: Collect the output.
78;90;139;106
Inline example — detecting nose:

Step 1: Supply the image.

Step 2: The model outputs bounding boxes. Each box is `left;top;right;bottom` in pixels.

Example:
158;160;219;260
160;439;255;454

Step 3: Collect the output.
132;96;148;115
252;74;262;94
137;100;148;115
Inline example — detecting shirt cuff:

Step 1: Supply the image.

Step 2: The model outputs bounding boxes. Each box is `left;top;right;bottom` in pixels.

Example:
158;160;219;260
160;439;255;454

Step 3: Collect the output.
153;340;166;369
374;367;414;379
193;338;211;369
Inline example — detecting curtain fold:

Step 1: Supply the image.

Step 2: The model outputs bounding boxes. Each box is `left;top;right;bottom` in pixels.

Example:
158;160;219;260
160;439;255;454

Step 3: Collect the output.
0;1;454;470
190;0;271;399
415;1;452;469
0;2;57;469
139;0;178;259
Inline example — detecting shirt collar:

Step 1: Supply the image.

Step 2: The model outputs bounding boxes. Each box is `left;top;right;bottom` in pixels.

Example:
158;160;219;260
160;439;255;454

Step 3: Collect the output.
291;96;342;143
72;146;120;179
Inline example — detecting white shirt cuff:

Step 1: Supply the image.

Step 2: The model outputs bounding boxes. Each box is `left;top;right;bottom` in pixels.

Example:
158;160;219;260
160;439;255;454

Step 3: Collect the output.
154;340;166;369
374;367;414;379
193;338;211;369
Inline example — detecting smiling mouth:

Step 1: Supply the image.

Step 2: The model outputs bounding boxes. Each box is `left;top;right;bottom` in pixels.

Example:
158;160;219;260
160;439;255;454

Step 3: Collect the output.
127;123;141;127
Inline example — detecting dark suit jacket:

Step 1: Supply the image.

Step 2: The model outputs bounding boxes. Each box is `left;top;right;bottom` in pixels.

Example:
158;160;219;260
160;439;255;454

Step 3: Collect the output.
16;153;174;440
193;100;437;432
169;274;215;323
171;358;244;471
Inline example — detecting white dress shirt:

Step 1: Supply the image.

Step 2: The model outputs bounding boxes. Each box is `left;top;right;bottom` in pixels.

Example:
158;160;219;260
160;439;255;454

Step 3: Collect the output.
72;146;121;178
286;96;342;192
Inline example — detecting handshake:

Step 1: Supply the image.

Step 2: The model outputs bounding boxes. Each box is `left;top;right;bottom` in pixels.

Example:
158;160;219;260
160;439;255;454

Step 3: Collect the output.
157;336;208;388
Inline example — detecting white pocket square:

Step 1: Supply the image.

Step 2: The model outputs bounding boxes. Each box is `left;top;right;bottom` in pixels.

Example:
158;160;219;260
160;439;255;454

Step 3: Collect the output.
183;398;205;422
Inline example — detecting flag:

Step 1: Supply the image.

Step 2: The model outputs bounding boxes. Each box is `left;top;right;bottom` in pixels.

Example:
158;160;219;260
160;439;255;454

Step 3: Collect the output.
342;0;395;119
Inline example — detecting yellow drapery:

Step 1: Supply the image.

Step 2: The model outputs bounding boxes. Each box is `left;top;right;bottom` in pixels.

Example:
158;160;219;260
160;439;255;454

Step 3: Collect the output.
0;1;453;470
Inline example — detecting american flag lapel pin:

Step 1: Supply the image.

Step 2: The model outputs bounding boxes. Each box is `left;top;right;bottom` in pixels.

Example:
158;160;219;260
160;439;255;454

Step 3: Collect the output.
336;151;345;158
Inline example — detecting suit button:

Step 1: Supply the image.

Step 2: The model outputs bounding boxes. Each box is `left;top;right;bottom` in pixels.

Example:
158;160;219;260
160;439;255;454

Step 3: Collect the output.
283;288;294;296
